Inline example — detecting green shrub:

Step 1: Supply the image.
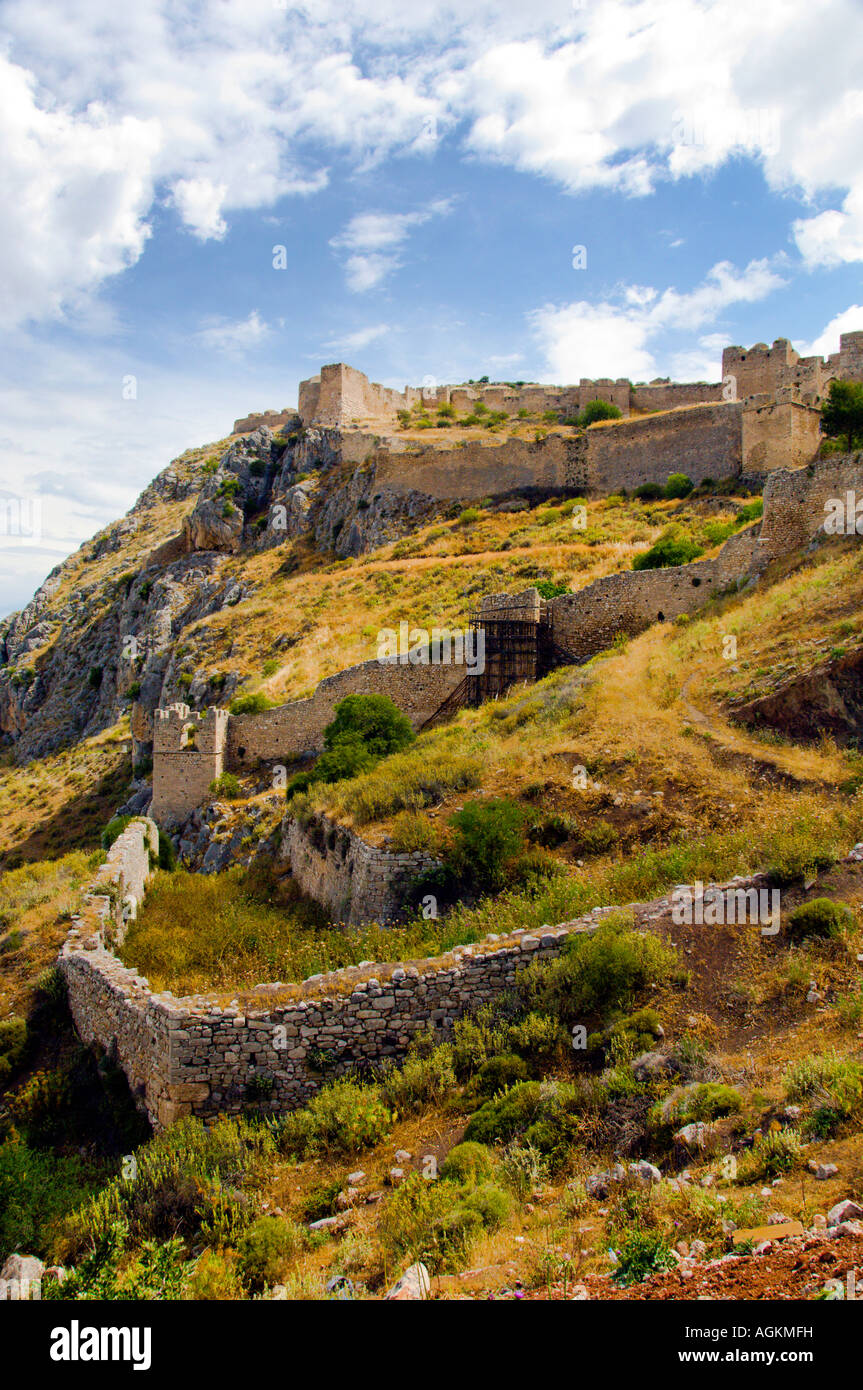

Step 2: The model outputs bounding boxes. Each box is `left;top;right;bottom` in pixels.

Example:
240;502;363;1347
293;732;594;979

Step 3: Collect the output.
229;692;275;715
447;797;526;893
520;917;678;1027
633;482;664;501
474;1053;531;1096
313;736;377;785
324;694;415;759
458;508;481;525
632;530;704;570
464;1079;601;1168
745;1128;802;1178
0;1140;97;1261
157;829;176;871
505;1012;568;1067
612;1229;676;1285
590;1006;664;1061
787;898;854;942
535;580;569;599
209;772;242;799
87;666;103;690
0;1016;27;1086
440;1141;495;1186
236;1217;304;1292
579;400;622;427
664;472;694;499
380;1045;457;1115
279;1080;392;1158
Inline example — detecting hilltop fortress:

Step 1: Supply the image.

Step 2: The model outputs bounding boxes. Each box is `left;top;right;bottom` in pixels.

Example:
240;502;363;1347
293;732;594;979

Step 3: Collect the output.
145;331;863;834
232;333;863;497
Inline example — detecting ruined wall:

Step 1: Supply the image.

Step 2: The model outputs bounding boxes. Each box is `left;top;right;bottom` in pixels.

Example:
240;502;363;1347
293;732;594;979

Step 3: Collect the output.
722;331;863;404
584;402;743;493
62;853;779;1128
631;381;723;412
282;811;437;926
227;659;464;768
741;393;822;475
372;433;582;500
756;452;863;561
232;410;296;435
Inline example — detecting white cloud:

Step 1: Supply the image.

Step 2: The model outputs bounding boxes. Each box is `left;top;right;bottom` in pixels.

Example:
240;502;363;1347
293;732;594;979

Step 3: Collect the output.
171;177;229;241
529;260;786;382
323;322;391;352
330;198;454;291
197;310;270;353
797;305;863;358
2;0;863;331
0;54;159;328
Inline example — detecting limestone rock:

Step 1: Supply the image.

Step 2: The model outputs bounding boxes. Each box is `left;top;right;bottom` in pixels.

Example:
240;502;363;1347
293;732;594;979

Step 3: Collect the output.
384;1262;430;1301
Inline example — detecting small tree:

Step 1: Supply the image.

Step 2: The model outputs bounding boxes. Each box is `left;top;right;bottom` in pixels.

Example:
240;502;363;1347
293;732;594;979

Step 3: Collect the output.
821;379;863;454
447;798;526;892
664;472;694;499
323;693;415;758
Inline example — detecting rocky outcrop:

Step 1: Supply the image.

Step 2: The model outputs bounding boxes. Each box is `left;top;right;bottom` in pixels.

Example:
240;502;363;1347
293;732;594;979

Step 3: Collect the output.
732;646;863;745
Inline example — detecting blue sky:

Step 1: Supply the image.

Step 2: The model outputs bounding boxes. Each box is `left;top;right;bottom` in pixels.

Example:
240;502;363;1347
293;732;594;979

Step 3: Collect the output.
2;0;863;616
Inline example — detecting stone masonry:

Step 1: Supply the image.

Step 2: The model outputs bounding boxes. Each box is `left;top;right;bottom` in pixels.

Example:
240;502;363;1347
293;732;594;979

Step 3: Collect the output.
60;817;813;1129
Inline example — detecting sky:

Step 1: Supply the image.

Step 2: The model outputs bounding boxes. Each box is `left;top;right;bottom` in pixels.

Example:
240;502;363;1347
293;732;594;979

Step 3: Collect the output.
2;0;863;617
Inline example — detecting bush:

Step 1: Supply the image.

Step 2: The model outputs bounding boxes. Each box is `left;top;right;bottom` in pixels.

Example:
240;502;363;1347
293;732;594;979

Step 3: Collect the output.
633;482;664;501
506;1012;568;1067
440;1141;495;1186
279;1080;393;1158
520;917;678;1027
323;694;415;759
313;735;376;785
590;1007;664;1062
745;1128;802;1178
0;1016;27;1086
664;472;694;499
209;772;242;799
535;580;569;600
458;508;481;525
464;1079;601;1168
185;1249;245;1300
787;897;854;942
236;1217;304;1292
229;692;275;715
612;1229;676;1286
88;666;103;690
447;797;526;893
473;1054;531;1096
579;400;622;427
380;1044;457;1115
632;530;704;570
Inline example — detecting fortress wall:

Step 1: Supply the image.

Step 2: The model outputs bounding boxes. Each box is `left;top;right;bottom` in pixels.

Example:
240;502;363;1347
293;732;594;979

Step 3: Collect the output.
371;433;582;499
583;401;743;493
631;382;723;412
757;452;863;561
282;811;437;926
227;659;464;766
547;558;723;661
741;397;822;475
61;833;779;1127
232;410;295;435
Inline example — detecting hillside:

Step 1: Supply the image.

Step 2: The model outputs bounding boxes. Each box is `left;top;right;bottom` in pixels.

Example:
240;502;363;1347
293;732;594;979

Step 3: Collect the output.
1;420;862;1308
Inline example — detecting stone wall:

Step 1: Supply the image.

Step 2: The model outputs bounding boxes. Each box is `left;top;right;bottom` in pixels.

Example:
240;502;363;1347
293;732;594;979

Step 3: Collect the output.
282;811;437;926
756;451;863;561
584;401;743;493
60;843;778;1128
741;392;822;474
232;410;296;435
227;659;464;768
631;381;723;412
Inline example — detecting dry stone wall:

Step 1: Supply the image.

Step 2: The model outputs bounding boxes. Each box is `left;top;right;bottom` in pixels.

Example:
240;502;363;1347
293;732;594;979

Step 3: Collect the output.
282;811;437;926
756;452;863;561
60;819;782;1129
